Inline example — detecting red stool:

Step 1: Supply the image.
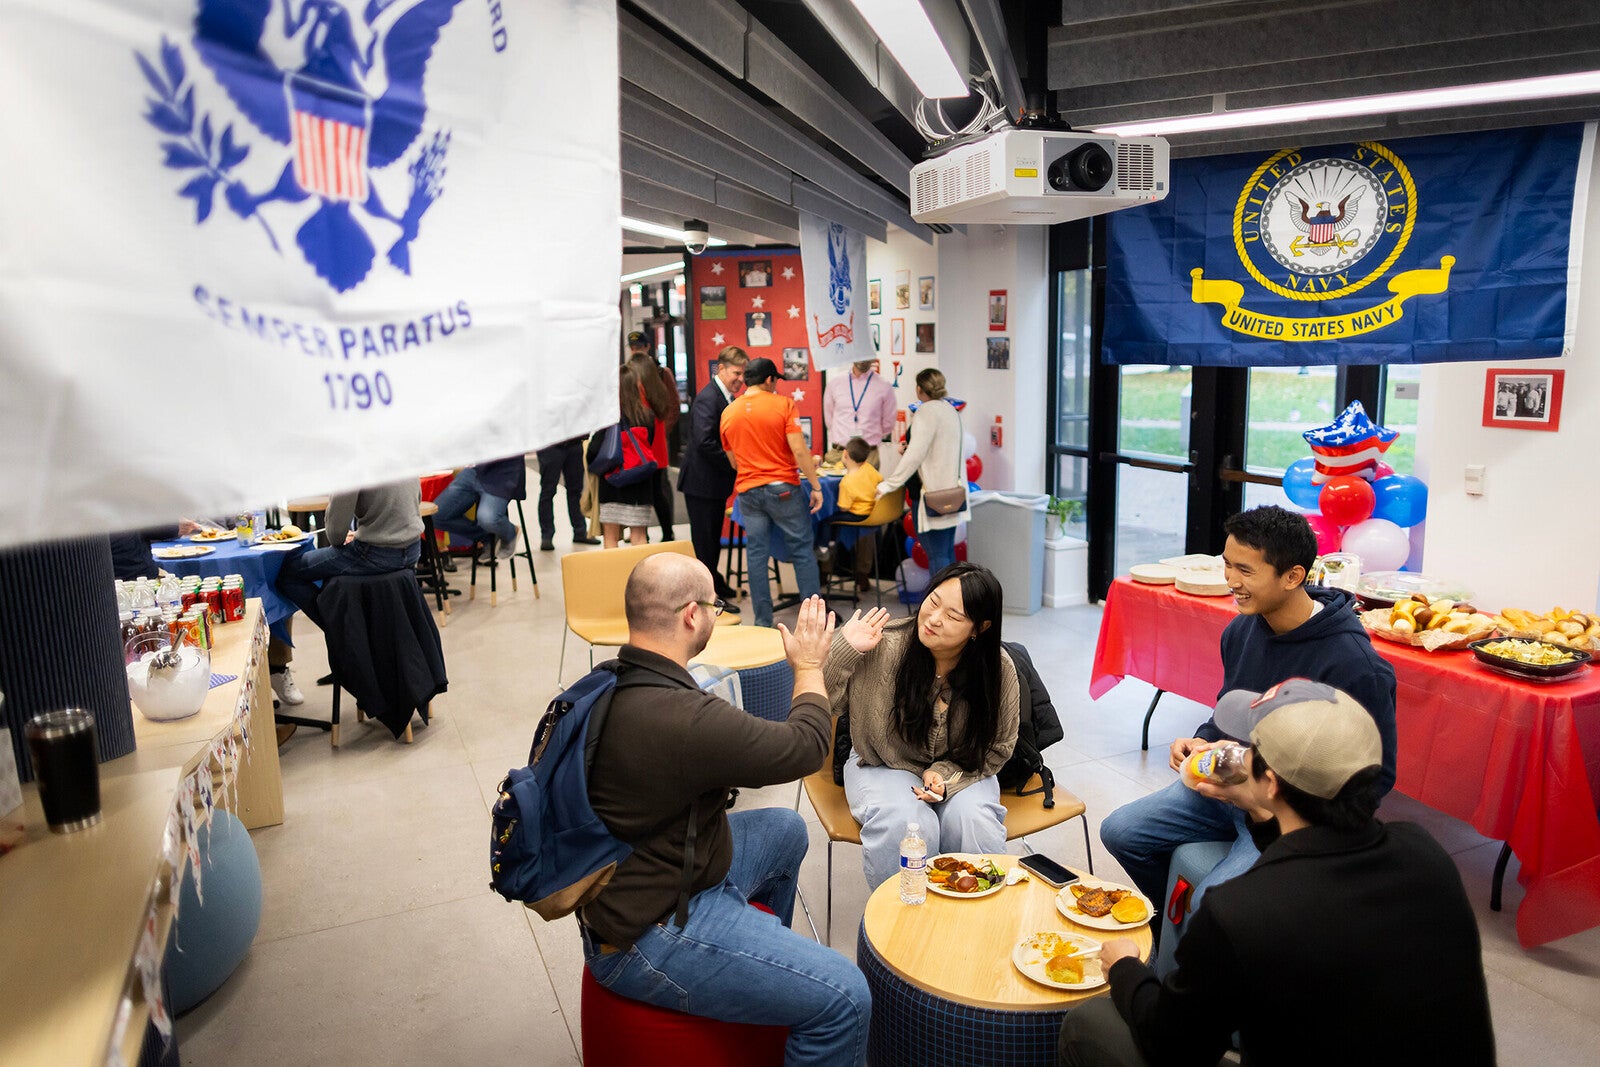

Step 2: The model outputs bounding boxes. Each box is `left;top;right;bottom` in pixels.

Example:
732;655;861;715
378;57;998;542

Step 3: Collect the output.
579;905;789;1067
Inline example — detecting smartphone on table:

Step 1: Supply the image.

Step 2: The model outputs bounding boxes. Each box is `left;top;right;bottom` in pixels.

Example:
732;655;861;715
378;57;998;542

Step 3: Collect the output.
1018;853;1080;889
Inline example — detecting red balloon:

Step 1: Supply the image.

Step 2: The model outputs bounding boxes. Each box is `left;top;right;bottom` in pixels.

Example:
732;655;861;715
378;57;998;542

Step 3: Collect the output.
1318;476;1375;526
912;543;929;569
902;513;917;538
1304;512;1344;556
1371;461;1396;480
966;455;983;483
954;541;968;562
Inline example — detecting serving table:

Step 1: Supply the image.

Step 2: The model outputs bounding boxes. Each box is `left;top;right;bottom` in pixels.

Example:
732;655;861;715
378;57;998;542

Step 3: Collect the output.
0;598;281;1065
857;858;1151;1067
1090;576;1600;948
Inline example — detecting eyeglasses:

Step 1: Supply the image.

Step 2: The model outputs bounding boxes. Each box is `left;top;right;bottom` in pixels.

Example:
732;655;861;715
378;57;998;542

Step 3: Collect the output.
677;598;725;617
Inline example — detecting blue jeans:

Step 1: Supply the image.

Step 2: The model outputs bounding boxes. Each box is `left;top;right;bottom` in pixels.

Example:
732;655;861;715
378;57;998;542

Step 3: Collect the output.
738;482;821;627
1098;779;1259;913
434;468;516;544
919;525;956;574
276;539;422;628
581;808;870;1066
843;753;1005;889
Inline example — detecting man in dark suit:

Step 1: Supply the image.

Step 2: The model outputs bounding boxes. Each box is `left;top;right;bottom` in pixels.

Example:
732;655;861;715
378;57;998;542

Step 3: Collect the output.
678;346;748;611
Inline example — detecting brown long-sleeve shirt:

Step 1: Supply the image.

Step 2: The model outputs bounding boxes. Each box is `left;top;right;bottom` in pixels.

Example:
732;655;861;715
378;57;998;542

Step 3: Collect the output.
581;646;830;949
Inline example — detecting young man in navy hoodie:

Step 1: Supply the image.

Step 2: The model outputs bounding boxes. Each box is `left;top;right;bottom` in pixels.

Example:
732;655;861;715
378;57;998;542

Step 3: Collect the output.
1100;505;1397;917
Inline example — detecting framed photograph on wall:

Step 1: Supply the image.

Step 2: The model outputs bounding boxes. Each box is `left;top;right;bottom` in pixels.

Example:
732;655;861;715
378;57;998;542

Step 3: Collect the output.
915;322;935;354
890;317;905;355
738;259;772;287
987;336;1010;370
988;289;1007;331
1483;367;1564;431
872;322;881;350
917;275;935;310
798;416;814;451
745;310;773;347
868;279;881;314
700;285;727;320
895;269;910;309
782;347;810;380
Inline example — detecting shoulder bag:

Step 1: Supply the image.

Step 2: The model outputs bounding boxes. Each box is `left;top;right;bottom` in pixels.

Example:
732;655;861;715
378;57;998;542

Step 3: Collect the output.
921;400;967;515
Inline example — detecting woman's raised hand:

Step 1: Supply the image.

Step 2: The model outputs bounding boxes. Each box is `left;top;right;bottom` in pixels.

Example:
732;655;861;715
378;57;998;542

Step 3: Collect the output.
839;607;892;654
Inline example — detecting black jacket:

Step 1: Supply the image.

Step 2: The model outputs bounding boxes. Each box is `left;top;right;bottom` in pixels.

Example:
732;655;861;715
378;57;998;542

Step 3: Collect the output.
676;381;734;500
319;571;448;738
1110;819;1495;1067
475;455;528;501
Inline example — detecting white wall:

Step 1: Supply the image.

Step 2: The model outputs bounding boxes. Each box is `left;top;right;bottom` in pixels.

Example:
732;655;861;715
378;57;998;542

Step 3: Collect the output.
1417;160;1600;612
860;225;1050;492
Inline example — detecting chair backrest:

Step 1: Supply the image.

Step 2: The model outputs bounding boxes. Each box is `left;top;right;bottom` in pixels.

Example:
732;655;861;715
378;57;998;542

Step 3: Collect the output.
840;492;905;529
559;540;695;627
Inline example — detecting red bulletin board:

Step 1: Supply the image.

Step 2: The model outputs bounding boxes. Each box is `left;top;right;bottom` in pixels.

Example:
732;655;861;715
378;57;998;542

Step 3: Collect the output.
689;249;825;453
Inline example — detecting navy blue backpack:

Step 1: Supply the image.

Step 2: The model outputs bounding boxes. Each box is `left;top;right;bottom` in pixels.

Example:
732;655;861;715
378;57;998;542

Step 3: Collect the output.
490;663;698;924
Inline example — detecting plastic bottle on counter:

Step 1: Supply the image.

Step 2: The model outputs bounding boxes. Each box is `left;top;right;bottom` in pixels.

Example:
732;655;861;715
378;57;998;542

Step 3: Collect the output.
156;575;183;614
899;821;927;905
1180;743;1251;790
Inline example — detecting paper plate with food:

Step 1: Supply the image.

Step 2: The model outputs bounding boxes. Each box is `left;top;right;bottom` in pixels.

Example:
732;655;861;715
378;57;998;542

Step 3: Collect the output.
188;527;232;542
256;525;312;545
1469;637;1591;682
1012;931;1105;991
925;854;1007;898
1360;594;1495;651
1055;877;1154;930
153;545;215;560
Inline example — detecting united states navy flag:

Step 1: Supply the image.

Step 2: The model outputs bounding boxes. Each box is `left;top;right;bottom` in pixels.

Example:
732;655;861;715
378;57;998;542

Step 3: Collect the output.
1105;124;1594;367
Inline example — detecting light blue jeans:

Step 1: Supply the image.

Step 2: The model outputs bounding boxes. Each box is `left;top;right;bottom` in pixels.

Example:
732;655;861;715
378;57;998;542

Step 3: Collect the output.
843;753;1006;889
738;482;821;627
433;467;516;544
1098;778;1259;913
581;808;870;1066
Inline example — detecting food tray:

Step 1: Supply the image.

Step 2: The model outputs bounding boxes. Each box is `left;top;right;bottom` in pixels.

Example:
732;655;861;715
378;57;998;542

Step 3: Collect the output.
1360;609;1492;652
1354;571;1472;611
1468;637;1591;678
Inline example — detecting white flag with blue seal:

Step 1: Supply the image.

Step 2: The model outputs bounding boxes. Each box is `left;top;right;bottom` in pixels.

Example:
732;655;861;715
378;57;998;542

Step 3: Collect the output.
0;0;621;549
799;212;873;372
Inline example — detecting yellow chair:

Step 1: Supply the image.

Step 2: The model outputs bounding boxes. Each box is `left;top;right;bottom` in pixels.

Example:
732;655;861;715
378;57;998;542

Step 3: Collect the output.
826;493;906;609
802;721;1092;945
558;540;737;683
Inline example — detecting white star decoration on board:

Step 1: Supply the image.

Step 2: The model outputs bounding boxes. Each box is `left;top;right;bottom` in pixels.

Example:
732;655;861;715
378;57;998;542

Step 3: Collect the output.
786;304;800;319
710;261;724;275
792;388;806;401
711;332;725;345
751;295;765;309
781;266;795;280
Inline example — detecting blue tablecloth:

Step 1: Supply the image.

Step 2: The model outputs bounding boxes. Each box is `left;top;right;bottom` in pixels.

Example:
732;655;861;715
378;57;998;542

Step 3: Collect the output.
150;537;307;643
731;475;875;564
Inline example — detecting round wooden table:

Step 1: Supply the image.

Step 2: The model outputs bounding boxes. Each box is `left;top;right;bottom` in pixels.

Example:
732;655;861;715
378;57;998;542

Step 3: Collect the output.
858;858;1153;1066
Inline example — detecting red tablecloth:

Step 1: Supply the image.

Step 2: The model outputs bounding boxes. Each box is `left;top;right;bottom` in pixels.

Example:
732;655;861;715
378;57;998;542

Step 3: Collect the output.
1091;576;1600;947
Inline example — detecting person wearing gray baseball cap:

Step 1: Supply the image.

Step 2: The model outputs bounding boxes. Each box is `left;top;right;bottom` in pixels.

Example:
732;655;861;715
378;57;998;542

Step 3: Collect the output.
1059;679;1494;1067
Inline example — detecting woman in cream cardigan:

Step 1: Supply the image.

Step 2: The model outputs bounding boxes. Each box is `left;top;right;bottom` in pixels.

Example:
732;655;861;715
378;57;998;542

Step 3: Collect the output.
824;562;1020;887
876;368;966;573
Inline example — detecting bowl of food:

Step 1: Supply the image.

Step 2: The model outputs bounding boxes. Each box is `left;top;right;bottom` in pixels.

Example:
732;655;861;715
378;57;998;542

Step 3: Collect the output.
1469;637;1591;679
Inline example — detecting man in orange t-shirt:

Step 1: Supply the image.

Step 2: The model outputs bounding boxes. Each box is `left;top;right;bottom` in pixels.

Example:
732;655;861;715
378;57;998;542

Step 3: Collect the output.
720;357;824;627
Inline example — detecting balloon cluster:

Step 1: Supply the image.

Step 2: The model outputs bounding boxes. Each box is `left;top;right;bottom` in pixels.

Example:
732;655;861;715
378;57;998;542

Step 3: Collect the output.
897;427;980;595
1282;401;1424;571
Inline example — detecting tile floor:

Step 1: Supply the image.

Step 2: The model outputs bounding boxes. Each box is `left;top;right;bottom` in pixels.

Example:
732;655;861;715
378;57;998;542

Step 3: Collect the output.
177;531;1600;1064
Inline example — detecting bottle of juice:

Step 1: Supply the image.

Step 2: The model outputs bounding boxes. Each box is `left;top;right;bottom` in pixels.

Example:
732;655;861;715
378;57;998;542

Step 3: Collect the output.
1181;743;1250;790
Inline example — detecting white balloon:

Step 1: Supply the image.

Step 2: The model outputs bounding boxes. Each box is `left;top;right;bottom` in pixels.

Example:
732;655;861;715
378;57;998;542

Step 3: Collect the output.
962;431;977;460
1342;518;1410;572
898;561;930;593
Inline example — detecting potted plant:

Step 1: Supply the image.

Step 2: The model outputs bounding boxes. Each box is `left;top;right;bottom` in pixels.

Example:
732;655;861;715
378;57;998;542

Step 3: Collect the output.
1046;497;1084;541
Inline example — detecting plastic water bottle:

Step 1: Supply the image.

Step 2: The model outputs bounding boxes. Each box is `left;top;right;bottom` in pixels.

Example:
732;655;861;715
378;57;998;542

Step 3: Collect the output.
156;575;183;615
899;821;927;905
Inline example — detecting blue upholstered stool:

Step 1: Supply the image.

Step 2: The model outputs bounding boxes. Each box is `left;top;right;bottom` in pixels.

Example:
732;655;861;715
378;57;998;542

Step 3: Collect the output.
164;811;263;1015
1153;839;1232;978
692;627;792;722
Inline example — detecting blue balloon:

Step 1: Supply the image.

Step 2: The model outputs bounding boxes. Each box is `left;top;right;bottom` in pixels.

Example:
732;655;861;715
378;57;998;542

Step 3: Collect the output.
905;535;917;555
968;481;981;491
1282;457;1321;510
1371;474;1428;528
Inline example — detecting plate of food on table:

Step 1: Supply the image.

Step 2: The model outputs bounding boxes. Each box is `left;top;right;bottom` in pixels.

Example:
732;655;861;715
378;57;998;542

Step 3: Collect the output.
925;854;1007;898
187;527;232;542
153;544;215;559
1469;636;1591;682
256;525;311;545
1055;877;1154;930
1012;930;1105;990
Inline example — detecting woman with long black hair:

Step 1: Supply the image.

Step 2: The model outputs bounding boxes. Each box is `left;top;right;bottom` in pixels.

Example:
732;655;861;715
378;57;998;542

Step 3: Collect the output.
824;562;1019;887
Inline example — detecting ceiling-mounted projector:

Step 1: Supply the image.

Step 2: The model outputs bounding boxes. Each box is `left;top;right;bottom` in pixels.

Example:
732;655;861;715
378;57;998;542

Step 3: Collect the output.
910;129;1170;225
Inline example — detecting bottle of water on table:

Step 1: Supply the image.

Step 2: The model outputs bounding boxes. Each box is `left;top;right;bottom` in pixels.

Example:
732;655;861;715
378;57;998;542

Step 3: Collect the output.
900;821;927;905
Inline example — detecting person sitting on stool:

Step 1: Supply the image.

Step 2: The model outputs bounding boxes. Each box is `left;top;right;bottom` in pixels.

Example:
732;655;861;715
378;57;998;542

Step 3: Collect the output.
433;456;527;561
276;480;423;631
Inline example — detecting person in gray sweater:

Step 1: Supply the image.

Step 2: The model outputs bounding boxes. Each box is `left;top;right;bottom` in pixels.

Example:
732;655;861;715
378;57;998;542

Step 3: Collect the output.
276;479;423;629
824;562;1019;887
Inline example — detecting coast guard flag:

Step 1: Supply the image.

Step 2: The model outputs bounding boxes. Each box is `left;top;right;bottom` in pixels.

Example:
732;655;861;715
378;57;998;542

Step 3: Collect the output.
1105;123;1594;367
0;0;621;549
799;212;873;371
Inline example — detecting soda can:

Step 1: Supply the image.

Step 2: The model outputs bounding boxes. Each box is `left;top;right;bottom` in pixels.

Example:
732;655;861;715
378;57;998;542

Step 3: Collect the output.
225;573;244;586
221;583;245;622
182;609;211;651
180;588;201;612
200;587;225;626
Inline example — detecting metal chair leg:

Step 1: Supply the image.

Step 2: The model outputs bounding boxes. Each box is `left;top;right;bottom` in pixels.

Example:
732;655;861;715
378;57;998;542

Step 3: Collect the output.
1081;814;1095;875
512;500;538;598
1490;841;1513;911
557;630;569;685
1141;689;1165;751
794;887;821;943
825;840;834;947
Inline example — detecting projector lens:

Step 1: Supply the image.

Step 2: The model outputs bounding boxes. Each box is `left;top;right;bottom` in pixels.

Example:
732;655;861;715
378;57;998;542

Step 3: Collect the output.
1049;143;1114;192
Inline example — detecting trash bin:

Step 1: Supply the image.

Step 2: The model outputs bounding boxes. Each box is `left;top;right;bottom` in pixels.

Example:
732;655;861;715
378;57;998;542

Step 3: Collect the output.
965;491;1048;614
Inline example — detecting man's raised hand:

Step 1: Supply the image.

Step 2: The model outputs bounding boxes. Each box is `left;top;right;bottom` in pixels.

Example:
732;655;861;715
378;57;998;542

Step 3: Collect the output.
778;595;836;670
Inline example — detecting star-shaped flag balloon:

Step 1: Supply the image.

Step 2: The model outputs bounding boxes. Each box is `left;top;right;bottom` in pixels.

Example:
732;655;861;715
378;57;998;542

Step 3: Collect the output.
1302;401;1399;483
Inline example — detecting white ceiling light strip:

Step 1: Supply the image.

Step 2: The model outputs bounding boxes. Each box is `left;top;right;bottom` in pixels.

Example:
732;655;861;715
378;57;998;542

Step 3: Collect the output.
846;0;969;99
620;215;727;247
1093;70;1600;138
620;262;685;283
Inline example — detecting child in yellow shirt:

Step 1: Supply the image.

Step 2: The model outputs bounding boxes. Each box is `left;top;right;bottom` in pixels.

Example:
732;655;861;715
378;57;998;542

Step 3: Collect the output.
834;437;882;516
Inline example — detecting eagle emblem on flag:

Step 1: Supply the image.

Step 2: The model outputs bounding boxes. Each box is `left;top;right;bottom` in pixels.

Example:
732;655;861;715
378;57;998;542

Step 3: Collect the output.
135;0;462;292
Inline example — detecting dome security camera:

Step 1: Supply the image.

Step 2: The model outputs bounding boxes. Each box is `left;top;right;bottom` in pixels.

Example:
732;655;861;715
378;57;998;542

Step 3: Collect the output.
683;219;710;255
